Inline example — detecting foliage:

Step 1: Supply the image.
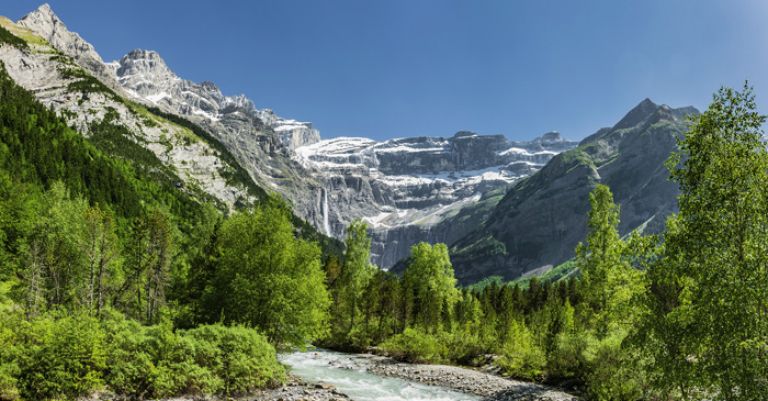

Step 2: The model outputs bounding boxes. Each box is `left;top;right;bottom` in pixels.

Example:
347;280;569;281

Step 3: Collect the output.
208;200;331;346
0;58;317;399
0;25;27;49
403;242;460;332
13;312;107;401
0;309;284;400
496;319;546;380
644;84;768;400
379;328;447;364
328;219;376;345
184;324;286;394
576;184;645;337
1;34;766;401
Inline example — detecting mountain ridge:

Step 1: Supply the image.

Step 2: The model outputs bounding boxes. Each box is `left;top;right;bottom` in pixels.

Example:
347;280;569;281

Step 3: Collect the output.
447;98;697;283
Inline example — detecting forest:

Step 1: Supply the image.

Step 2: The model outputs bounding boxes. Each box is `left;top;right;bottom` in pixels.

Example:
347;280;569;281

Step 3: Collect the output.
0;52;766;401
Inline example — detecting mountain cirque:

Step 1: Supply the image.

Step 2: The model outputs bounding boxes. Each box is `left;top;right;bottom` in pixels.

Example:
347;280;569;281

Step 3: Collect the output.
1;3;578;270
3;4;692;280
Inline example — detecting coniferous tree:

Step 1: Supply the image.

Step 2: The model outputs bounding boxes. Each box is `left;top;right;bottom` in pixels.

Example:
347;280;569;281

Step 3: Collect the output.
576;184;643;336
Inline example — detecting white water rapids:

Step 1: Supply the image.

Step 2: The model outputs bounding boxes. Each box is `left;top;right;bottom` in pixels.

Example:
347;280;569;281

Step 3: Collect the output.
280;350;481;401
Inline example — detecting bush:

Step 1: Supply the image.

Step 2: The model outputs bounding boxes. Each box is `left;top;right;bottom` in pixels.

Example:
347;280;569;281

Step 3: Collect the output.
185;324;286;394
379;328;447;363
443;328;495;366
1;309;285;400
496;319;546;380
0;304;21;400
547;331;596;380
101;311;285;398
583;333;647;401
100;312;156;397
15;312;106;401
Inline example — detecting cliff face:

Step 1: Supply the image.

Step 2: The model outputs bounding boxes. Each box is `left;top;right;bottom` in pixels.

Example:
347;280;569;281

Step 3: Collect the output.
295;132;576;267
448;100;696;284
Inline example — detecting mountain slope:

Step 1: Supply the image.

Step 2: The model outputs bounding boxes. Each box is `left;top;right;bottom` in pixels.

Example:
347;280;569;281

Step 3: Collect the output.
0;8;257;210
449;99;697;284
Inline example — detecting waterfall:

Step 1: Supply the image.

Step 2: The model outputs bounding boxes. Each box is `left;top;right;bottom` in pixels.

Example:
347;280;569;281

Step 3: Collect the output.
322;188;331;236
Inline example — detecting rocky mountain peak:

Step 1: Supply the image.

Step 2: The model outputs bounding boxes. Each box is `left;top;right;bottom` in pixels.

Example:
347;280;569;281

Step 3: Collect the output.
613;98;659;130
29;3;55;20
17;3;106;73
540;131;563;143
117;49;177;83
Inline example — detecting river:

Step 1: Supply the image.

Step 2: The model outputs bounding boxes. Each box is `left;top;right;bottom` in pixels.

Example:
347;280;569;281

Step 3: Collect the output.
280;350;482;401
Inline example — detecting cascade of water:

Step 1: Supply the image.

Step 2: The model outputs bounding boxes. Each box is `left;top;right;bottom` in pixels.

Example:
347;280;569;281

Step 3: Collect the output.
323;188;331;236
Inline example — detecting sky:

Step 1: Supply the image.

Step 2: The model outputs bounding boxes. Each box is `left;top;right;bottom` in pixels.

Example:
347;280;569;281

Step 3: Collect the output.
5;1;768;141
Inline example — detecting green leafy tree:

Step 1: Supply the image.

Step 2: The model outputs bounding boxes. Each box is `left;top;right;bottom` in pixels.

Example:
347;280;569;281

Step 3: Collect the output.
211;201;330;346
331;220;375;343
646;85;768;400
402;242;460;332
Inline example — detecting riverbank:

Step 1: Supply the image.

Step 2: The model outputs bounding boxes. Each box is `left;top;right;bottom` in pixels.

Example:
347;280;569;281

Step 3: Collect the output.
361;354;578;401
249;377;351;401
292;350;578;401
80;377;350;401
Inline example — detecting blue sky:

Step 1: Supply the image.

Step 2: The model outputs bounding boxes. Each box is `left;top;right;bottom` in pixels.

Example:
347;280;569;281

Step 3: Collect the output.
5;1;768;141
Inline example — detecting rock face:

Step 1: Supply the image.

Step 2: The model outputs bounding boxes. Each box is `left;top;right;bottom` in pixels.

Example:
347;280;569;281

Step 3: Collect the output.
448;99;697;284
294;132;576;267
16;4;114;84
109;46;577;268
110;48;321;151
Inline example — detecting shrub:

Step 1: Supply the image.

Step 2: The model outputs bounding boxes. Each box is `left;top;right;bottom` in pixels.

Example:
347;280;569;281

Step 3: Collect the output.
547;330;596;380
443;328;495;366
496;319;546;380
15;312;106;401
583;333;647;401
379;328;447;363
100;311;284;399
100;313;156;398
0;289;20;401
185;324;286;394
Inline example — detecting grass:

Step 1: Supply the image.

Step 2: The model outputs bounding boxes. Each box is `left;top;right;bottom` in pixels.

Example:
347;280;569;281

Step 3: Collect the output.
0;16;49;47
510;260;578;289
0;20;28;49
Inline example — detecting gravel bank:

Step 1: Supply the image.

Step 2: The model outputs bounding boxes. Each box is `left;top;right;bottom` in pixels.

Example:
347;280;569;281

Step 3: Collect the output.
117;377;350;401
249;377;352;401
362;354;578;401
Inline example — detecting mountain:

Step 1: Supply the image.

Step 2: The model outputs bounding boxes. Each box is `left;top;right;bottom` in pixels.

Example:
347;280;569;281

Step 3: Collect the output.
296;131;576;267
1;7;257;210
1;4;579;269
447;99;697;284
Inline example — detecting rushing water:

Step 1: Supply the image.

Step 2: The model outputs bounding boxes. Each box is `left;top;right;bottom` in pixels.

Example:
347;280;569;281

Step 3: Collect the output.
280;350;481;401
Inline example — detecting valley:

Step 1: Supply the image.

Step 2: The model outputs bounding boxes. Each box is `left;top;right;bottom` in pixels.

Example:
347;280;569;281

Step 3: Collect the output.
0;3;765;401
